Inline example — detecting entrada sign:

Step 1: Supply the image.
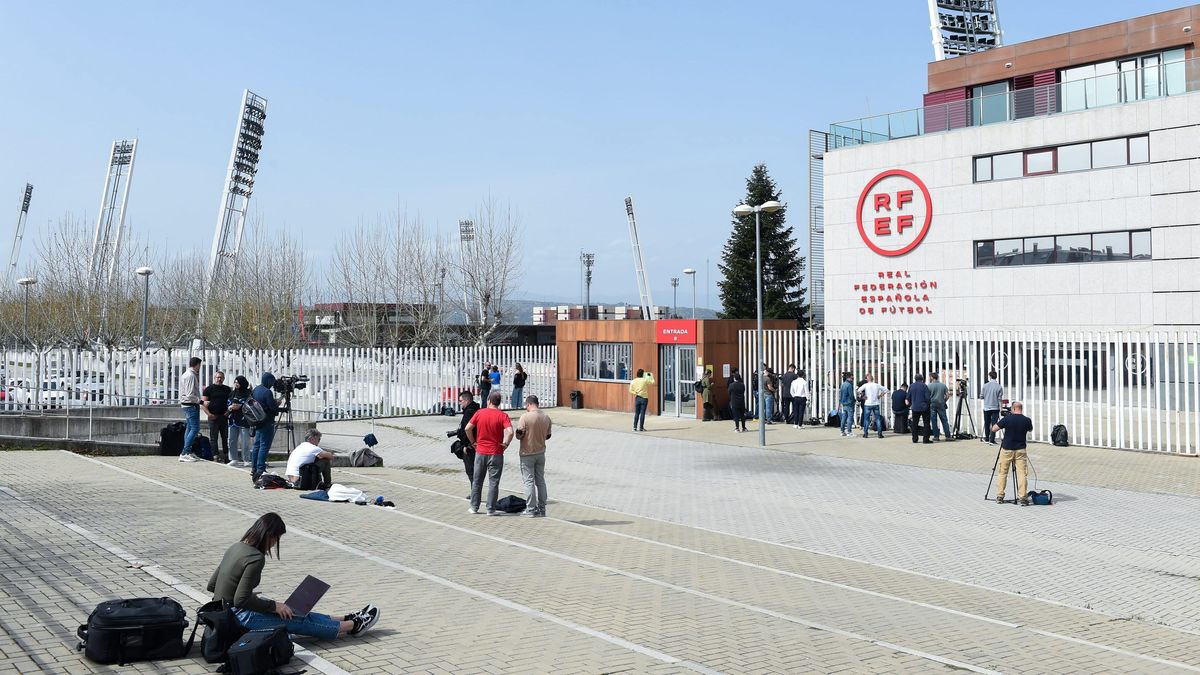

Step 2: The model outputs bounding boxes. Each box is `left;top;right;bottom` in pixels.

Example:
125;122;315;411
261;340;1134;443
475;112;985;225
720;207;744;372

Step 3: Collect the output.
656;319;697;344
856;169;932;257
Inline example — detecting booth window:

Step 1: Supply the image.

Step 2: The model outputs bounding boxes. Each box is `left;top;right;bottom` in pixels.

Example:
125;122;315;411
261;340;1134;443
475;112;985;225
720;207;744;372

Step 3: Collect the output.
974;229;1151;267
974;134;1148;182
579;342;633;382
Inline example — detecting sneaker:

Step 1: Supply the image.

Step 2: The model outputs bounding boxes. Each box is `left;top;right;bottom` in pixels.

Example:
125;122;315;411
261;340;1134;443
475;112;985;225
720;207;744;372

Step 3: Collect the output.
534;509;546;518
995;496;1006;504
350;606;380;636
344;603;376;622
178;454;196;462
877;435;884;439
227;460;242;467
487;510;500;516
467;507;479;514
523;509;538;517
1019;498;1032;507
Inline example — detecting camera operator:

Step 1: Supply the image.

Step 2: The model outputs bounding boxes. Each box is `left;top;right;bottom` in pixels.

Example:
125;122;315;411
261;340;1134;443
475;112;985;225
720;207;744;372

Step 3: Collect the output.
992;401;1034;506
249;372;283;481
455;390;480;493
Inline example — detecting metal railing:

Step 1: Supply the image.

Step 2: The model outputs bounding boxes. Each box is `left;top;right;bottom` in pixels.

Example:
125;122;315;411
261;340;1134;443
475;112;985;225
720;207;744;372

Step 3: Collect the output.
829;56;1195;148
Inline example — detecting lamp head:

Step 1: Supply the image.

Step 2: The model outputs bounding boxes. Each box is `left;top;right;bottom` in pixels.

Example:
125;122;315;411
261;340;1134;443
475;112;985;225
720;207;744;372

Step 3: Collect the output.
733;204;753;217
16;277;36;287
136;266;154;277
683;268;696;276
760;200;783;213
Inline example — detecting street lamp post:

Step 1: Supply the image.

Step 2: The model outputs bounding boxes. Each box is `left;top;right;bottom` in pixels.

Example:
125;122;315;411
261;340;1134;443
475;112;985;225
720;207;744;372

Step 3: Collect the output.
670;278;679;318
732;200;782;447
16;277;36;347
683;268;696;319
136;267;153;403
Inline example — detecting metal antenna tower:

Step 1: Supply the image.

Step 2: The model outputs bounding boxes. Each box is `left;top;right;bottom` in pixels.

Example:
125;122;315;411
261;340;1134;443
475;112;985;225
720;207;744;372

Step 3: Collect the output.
670;277;679;318
7;183;33;286
90;139;138;294
196;90;267;343
623;197;654;320
928;0;1003;61
580;251;595;319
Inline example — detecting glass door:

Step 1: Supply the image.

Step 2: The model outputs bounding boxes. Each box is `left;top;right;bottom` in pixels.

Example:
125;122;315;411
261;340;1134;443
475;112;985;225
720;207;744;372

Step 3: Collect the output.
678;346;697;418
660;345;678;416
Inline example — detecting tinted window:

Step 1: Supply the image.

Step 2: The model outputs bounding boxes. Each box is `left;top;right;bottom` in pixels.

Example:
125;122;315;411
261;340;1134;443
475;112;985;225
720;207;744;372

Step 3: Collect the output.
994;239;1023;266
1057;143;1091;172
1091;138;1127;168
1056;234;1093;263
1092;232;1130;261
975;156;992;181
1025;149;1054;175
992;152;1023;180
975;241;995;267
1128;136;1149;164
1024;237;1055;264
1131;230;1152;259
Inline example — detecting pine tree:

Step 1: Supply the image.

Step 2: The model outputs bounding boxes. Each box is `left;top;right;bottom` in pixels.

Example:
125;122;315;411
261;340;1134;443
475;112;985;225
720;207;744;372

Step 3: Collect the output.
718;164;807;325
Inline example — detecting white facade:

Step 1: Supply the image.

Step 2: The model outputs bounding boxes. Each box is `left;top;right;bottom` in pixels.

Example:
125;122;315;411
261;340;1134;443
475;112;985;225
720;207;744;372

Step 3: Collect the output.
823;91;1200;330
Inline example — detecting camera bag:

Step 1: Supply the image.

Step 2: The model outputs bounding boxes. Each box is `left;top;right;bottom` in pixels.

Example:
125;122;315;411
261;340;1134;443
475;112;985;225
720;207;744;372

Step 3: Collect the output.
224;626;294;675
159;422;186;456
186;600;248;664
241;399;267;427
1026;490;1053;505
77;597;189;665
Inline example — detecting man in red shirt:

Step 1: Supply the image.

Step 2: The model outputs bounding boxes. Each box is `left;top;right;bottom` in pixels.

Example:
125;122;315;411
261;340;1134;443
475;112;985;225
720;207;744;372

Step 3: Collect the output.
465;391;514;515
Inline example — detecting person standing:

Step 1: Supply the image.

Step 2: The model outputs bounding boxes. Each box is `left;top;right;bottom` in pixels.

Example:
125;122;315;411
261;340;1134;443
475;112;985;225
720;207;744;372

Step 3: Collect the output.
907;374;933;444
780;365;797;428
838;373;855;437
515;395;552;517
749;367;759;420
927;373;951;441
510;363;527;409
202;370;233;463
891;383;910;435
628;369;654;432
856;374;886;439
489;365;502;399
698;367;713;421
790;369;810;428
982;371;1003;445
465;392;513;515
477;368;492;402
249;372;282;480
227;375;253;467
992;401;1034;506
763;367;778;424
456;390;481;493
728;374;747;432
178;357;203;462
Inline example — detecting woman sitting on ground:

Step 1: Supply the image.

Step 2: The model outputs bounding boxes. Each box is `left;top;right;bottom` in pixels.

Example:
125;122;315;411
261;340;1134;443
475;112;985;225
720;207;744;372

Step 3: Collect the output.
207;512;380;639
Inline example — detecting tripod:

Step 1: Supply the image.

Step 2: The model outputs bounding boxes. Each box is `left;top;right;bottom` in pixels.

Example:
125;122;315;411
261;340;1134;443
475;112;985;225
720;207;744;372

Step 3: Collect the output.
277;390;297;450
952;382;977;439
984;442;1019;504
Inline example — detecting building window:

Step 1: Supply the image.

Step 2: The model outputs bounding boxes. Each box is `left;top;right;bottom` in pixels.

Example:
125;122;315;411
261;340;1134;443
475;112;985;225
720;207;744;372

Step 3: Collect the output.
974;134;1148;182
974;230;1151;268
579;342;632;382
972;81;1011;126
1061;47;1185;111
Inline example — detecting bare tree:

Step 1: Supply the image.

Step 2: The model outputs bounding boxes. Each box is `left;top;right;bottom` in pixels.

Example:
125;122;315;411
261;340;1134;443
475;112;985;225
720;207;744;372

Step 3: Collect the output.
451;197;524;346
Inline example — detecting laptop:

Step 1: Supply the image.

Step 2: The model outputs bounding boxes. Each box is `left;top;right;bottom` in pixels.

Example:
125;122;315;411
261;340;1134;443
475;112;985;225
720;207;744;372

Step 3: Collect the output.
284;575;330;617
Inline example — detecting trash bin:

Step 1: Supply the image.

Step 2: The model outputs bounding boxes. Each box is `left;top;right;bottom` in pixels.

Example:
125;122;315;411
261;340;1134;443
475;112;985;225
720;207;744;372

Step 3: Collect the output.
570;390;583;409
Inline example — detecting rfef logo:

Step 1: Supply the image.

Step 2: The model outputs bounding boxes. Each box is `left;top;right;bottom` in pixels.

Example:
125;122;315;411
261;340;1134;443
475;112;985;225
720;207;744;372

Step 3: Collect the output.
856;169;932;257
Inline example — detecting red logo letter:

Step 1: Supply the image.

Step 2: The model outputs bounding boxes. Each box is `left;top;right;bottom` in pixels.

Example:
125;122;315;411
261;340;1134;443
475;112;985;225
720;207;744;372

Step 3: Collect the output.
873;193;890;211
896;190;913;210
896;214;913;234
874;217;891;235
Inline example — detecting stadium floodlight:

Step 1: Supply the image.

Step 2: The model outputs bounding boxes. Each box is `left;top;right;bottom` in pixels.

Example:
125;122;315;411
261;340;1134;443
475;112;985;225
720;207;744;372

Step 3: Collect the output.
90;140;138;295
928;0;1003;61
7;183;33;287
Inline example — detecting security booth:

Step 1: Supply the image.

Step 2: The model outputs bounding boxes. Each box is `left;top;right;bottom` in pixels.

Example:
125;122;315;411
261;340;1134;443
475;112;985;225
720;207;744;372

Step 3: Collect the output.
556;319;794;419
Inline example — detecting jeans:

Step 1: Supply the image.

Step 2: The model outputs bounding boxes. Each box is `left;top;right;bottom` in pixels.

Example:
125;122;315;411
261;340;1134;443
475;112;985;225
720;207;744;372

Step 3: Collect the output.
251;422;276;475
863;406;882;436
228;424;252;463
233;608;341;640
911;410;931;443
984;409;1000;443
181;405;200;455
794;397;808;426
839;403;854;434
764;393;776;423
510;387;524;409
930;406;951;439
471;453;504;512
520;452;547;511
781;397;792;425
633;396;648;430
209;414;229;460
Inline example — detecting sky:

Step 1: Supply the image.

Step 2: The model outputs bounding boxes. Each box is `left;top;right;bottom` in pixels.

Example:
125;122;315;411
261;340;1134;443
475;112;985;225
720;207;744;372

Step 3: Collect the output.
0;0;1186;309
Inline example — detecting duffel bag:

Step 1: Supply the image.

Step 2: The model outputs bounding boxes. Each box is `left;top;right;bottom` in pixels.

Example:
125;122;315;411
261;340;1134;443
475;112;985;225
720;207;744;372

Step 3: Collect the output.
77;597;189;665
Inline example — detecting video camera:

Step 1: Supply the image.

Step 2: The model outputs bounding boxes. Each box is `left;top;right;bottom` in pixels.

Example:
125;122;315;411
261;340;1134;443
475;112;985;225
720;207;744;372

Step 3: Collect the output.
445;429;460;439
956;377;969;396
272;375;309;396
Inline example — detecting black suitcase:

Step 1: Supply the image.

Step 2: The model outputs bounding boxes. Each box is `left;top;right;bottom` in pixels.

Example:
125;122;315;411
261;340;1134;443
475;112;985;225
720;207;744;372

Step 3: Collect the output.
159;422;186;456
77;597;189;665
225;626;294;675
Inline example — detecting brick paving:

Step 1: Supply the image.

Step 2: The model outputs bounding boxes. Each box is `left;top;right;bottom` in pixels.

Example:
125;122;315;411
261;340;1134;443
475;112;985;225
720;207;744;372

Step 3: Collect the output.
1;405;1200;672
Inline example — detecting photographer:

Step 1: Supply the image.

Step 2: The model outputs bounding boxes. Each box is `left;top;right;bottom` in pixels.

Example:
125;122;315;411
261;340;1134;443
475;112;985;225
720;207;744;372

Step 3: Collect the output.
249;372;282;481
453;390;480;491
992;401;1034;506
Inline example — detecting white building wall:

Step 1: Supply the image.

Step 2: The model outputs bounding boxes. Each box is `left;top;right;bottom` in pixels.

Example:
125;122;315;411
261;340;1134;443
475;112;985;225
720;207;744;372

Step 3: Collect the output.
824;91;1200;330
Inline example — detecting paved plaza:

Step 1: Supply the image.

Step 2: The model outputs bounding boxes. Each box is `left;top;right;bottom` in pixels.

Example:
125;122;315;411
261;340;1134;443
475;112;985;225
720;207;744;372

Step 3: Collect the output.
3;409;1200;673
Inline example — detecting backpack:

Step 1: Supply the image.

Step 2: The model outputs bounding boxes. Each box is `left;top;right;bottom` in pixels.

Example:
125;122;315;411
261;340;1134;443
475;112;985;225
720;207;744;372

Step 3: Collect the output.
241;398;267;427
77;597;189;666
297;463;322;490
188;600;247;664
693;380;704;394
159;422;185;456
1051;424;1069;447
195;435;213;461
254;474;291;490
495;495;527;513
224;626;294;675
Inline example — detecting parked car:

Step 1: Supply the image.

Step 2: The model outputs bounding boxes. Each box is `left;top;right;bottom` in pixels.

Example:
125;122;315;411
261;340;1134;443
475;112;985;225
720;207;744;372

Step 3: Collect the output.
319;405;377;420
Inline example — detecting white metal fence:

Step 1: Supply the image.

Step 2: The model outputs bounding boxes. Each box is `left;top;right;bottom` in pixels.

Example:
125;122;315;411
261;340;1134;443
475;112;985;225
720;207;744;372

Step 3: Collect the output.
740;329;1200;455
0;345;557;419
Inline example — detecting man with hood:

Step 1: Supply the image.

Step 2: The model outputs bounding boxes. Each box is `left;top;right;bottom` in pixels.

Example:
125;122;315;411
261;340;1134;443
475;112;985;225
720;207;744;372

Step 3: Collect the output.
250;372;282;479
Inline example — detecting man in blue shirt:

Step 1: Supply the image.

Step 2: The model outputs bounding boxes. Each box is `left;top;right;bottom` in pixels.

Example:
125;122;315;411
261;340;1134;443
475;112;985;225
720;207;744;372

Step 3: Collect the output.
891;383;910;435
838;373;855;437
906;374;932;444
249;372;281;480
993;401;1034;505
981;371;1003;444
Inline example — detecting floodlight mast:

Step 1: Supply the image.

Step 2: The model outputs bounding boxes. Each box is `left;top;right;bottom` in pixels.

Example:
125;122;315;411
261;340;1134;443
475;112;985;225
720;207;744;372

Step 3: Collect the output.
624;197;655;320
90;140;138;295
928;0;1003;61
196;89;267;345
7;183;33;287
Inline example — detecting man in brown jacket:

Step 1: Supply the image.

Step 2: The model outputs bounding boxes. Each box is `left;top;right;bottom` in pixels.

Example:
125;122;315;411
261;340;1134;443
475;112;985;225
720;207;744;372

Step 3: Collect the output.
515;395;552;517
